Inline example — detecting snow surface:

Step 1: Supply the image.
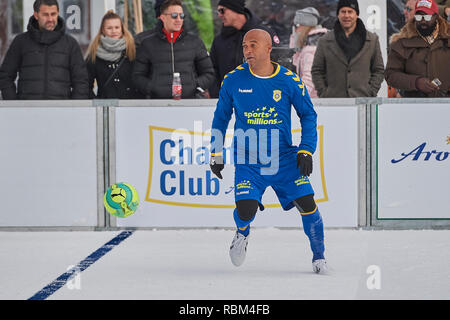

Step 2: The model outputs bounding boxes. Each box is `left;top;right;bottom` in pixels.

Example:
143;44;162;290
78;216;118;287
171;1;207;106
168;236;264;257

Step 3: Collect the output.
0;229;449;300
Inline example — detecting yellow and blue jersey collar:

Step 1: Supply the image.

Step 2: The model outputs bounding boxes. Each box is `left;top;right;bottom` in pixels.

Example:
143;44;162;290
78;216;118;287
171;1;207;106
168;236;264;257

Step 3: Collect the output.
248;62;280;79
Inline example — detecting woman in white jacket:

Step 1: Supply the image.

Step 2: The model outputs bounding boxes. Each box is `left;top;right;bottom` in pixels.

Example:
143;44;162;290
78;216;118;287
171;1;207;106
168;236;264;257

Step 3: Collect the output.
290;7;328;98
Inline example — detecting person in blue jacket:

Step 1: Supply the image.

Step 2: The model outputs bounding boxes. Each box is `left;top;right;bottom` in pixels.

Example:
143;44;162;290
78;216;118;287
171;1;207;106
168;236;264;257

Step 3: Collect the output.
209;29;327;274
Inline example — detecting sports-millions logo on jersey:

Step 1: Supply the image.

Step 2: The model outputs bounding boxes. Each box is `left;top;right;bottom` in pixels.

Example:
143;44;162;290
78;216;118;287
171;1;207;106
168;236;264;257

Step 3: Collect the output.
244;106;282;125
273;90;281;102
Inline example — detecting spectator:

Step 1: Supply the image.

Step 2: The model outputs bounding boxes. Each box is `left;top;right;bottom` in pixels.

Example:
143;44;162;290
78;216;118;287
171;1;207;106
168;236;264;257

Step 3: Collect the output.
289;7;328;98
134;0;165;48
209;0;280;98
388;0;418;97
132;0;214;99
0;0;88;100
311;0;384;98
385;0;450;97
404;0;419;23
85;10;142;99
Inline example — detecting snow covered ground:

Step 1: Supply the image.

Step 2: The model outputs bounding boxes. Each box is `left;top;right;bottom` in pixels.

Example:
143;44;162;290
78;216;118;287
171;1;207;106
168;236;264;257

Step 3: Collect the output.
0;229;449;300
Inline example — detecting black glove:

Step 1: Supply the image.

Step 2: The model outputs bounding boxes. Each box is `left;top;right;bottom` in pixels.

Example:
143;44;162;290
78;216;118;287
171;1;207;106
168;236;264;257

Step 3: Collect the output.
297;151;313;177
210;154;224;179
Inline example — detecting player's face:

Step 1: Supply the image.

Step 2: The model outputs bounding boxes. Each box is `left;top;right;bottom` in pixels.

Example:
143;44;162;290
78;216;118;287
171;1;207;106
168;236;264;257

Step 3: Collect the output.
102;18;123;39
34;4;59;31
242;37;270;69
160;5;184;33
337;7;358;31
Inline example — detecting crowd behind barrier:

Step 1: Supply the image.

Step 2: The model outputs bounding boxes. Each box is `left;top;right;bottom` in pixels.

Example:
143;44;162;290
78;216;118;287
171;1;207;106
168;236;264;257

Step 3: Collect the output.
0;0;449;100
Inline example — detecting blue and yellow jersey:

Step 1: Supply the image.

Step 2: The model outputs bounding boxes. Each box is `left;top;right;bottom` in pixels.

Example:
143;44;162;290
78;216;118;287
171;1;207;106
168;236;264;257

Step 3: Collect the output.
210;62;317;164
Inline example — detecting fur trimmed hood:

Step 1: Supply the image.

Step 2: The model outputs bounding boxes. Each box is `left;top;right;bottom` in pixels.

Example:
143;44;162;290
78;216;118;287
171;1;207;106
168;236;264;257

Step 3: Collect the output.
390;16;449;44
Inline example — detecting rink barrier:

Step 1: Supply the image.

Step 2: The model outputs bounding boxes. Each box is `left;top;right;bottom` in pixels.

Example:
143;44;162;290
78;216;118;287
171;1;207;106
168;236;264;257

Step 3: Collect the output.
0;98;449;230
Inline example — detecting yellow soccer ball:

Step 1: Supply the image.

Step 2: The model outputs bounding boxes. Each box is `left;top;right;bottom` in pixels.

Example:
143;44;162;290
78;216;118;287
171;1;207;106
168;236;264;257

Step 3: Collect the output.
104;183;139;218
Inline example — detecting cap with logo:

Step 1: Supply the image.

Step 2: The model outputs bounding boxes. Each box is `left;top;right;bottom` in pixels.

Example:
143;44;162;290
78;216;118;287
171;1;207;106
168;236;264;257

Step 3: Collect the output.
415;0;439;15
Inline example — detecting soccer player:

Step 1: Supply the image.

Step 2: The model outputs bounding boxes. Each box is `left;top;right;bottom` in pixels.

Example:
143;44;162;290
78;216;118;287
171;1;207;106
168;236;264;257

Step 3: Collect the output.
209;29;327;274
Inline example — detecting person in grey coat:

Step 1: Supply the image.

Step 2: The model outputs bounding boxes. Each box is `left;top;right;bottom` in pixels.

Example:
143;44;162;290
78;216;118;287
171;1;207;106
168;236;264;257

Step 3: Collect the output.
311;0;384;98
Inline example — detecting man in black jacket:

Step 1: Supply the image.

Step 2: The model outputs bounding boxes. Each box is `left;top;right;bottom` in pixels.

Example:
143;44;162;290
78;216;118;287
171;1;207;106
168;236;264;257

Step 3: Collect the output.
209;0;280;98
133;0;215;99
0;0;88;100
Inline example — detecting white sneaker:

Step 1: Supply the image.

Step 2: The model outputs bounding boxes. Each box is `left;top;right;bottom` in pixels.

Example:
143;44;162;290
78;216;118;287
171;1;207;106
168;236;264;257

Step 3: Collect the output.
312;259;328;274
229;232;249;267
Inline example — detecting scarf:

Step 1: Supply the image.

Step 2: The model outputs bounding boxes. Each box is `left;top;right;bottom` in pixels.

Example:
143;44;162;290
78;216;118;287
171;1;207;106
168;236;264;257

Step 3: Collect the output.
334;18;367;63
97;36;126;62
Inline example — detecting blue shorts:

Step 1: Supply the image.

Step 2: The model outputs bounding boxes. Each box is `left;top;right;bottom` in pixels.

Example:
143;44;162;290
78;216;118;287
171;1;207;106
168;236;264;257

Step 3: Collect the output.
234;151;314;211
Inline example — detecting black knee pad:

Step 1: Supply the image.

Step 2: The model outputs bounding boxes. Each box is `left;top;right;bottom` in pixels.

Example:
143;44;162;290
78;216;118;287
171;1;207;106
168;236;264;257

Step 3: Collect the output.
293;194;316;214
236;199;259;221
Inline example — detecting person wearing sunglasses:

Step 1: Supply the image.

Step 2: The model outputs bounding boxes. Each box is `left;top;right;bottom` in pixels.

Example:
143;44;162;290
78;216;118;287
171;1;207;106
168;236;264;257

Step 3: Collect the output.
208;0;279;98
385;0;450;97
133;0;215;99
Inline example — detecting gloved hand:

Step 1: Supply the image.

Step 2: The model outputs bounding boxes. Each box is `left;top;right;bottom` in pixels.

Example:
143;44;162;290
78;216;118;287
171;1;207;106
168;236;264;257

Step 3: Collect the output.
210;154;224;179
297;151;313;177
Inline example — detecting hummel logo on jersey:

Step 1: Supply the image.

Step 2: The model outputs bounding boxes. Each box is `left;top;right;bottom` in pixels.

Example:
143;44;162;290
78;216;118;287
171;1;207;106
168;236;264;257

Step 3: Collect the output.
239;88;253;93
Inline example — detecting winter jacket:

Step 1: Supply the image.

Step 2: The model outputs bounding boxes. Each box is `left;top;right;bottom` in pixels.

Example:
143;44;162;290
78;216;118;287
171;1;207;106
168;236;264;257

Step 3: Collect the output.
291;27;328;98
134;20;162;49
385;17;450;97
311;19;385;98
209;8;279;98
86;55;143;99
0;16;88;100
132;24;215;99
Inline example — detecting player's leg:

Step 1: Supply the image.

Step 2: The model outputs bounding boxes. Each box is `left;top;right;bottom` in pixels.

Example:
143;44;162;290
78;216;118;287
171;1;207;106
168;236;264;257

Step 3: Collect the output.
293;194;327;273
229;199;258;267
234;199;258;236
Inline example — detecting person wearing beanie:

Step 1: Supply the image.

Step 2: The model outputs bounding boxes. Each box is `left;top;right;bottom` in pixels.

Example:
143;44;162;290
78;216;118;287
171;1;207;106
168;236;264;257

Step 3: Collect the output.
209;0;280;98
289;7;328;98
336;0;360;15
311;0;384;97
385;0;450;97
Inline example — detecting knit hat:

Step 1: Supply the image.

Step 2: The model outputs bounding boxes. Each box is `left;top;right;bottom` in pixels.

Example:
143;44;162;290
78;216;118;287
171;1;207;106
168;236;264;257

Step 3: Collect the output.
336;0;360;15
218;0;246;14
415;0;439;15
294;7;320;27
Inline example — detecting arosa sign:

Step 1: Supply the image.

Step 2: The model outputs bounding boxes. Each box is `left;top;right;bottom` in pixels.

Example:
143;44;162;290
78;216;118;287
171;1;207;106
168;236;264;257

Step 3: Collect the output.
391;141;449;163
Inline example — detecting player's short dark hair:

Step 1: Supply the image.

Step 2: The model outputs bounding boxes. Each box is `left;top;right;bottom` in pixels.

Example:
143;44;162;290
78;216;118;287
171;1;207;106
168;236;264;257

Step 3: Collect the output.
160;0;183;15
33;0;60;13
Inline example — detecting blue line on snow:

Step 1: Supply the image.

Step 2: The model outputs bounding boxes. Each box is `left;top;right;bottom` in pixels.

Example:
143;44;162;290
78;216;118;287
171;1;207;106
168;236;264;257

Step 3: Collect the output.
28;231;134;300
